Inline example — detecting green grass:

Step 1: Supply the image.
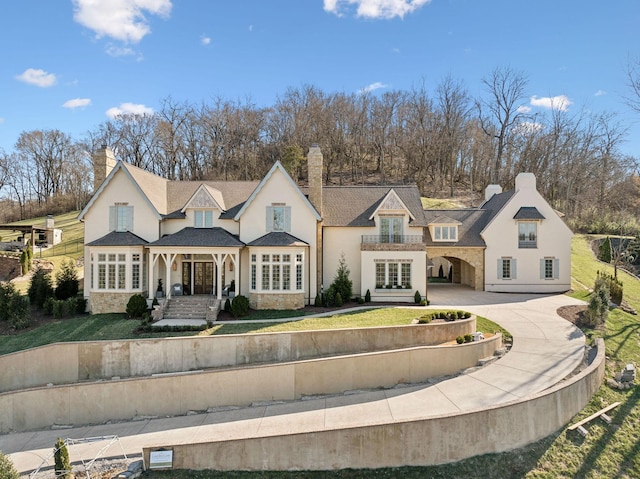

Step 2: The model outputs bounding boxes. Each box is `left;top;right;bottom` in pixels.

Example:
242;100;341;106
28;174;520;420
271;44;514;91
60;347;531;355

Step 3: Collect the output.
421;197;467;209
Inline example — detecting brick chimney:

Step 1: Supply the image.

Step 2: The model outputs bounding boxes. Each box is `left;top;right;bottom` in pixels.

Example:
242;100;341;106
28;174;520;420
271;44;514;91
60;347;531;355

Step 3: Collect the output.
93;144;116;193
307;144;323;216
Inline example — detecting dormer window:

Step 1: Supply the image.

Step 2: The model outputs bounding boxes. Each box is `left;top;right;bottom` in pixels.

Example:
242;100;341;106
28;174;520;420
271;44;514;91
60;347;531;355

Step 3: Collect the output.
194;210;213;228
434;225;458;241
518;222;537;248
380;216;403;243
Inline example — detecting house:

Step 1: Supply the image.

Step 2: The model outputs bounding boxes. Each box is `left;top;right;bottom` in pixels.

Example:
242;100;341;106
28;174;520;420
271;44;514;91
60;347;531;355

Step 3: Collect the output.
79;145;571;314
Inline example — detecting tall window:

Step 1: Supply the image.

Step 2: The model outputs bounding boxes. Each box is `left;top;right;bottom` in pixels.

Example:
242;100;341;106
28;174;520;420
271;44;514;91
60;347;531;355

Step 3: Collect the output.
132;253;141;289
251;252;304;291
194;210;213;228
518;222;537;248
498;258;517;279
96;253;129;290
380;216;403;243
109;205;133;232
266;205;291;232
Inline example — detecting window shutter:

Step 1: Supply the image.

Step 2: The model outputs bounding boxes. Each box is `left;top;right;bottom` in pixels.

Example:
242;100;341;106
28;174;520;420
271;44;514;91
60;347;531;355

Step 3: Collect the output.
125;206;133;231
512;259;517;279
109;206;116;231
540;259;545;279
284;206;291;232
497;259;502;279
554;259;560;279
266;206;273;232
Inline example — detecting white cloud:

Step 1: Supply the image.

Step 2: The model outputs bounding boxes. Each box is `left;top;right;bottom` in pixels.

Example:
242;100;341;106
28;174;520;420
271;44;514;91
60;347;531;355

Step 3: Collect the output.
16;68;57;87
359;82;388;94
63;98;92;109
249;25;254;32
0;117;4;124
106;44;138;58
595;90;607;97
324;0;431;19
201;36;211;46
530;95;573;112
106;102;154;119
72;0;172;43
517;105;532;114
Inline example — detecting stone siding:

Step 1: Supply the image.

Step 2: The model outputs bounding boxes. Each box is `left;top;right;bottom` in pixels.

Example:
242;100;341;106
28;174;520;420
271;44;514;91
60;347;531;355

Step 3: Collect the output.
249;292;305;310
426;246;484;290
90;291;132;314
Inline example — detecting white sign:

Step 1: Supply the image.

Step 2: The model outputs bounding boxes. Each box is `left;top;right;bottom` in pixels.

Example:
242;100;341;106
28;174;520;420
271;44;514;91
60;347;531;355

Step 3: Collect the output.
149;449;173;469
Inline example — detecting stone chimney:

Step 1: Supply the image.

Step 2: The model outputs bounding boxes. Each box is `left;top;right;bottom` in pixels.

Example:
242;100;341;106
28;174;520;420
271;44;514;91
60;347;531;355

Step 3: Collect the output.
485;184;503;201
93;144;116;193
307;144;323;216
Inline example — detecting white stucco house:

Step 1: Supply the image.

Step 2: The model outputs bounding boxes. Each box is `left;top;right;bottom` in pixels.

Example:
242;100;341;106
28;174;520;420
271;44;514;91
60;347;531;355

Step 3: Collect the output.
79;145;571;314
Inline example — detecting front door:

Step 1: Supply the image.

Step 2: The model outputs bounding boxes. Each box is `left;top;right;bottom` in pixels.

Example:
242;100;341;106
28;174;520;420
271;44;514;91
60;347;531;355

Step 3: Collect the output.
193;262;214;295
182;262;192;295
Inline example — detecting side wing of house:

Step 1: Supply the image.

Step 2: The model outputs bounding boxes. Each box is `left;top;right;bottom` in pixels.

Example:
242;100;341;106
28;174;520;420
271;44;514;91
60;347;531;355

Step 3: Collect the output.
78;163;164;313
481;173;572;293
235;162;321;309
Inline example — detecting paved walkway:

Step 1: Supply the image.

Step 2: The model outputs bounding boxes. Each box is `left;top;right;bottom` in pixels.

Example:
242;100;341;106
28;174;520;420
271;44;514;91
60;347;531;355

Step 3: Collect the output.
1;286;586;474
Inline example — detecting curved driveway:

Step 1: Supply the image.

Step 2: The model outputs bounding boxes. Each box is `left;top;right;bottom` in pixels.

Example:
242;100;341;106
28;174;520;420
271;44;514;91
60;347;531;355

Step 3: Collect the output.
2;286;586;474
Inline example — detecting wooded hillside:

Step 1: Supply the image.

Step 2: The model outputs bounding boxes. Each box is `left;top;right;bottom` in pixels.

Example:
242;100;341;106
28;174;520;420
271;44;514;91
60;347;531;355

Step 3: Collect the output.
1;67;638;234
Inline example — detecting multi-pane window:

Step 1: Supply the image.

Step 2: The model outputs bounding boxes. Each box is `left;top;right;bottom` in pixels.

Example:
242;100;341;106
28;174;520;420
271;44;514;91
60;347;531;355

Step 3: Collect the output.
194;210;213;228
541;257;559;280
434;226;458;241
95;252;129;290
251;252;304;291
132;254;140;289
498;258;516;279
375;260;412;288
518;222;537;248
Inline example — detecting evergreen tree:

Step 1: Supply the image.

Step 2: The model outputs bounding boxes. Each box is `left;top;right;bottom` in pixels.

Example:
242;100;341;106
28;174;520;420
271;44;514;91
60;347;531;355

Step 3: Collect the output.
0;450;19;479
598;236;612;263
55;259;79;300
28;266;54;308
54;438;73;479
331;254;352;303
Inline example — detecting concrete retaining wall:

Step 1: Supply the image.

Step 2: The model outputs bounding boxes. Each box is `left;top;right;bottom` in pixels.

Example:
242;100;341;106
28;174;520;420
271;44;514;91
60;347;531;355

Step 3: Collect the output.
0;318;477;393
0;333;499;433
141;338;605;471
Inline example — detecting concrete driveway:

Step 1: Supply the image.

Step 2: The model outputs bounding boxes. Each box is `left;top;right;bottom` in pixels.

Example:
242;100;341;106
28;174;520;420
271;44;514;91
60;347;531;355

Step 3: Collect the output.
1;286;586;474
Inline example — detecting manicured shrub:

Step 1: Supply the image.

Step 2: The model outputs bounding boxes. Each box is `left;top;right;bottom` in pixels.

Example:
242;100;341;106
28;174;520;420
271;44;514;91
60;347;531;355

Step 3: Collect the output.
364;289;371;303
420;299;428;306
0;450;19;479
456;336;464;344
231;295;250;318
224;298;231;312
598;237;612;263
28;266;54;308
414;290;422;303
357;296;365;304
314;293;322;306
585;275;610;327
55;259;79;300
323;286;335;307
126;293;148;318
74;296;87;314
464;334;473;343
54;437;72;479
52;299;68;319
20;250;29;275
0;282;30;329
334;292;343;307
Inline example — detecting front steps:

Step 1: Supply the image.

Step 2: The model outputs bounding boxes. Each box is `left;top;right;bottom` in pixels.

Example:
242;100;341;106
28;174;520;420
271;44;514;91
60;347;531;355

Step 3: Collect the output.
163;295;211;320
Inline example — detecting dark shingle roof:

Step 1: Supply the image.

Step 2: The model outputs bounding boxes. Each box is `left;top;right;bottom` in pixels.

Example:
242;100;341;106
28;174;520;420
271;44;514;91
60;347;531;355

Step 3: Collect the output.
513;206;545;220
148;227;244;247
87;231;149;247
164;181;259;219
247;232;309;247
319;186;427;227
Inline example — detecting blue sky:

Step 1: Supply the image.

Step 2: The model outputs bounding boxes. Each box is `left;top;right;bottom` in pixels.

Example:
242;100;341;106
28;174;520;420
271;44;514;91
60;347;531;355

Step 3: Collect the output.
1;0;639;157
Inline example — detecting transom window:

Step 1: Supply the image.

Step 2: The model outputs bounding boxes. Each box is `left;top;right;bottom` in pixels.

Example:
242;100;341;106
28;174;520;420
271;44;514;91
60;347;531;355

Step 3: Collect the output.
518;222;537;248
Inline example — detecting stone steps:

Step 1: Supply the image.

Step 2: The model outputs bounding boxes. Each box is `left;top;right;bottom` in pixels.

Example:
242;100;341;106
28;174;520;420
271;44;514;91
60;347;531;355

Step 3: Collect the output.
163;296;211;320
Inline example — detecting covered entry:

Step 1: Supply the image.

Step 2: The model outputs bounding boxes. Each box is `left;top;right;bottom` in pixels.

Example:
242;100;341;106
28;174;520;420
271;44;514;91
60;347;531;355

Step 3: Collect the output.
426;246;484;291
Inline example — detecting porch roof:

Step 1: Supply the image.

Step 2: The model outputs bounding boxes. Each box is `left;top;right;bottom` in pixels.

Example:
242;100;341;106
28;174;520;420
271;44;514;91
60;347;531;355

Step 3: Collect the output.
247;232;309;247
87;231;148;247
148;227;245;247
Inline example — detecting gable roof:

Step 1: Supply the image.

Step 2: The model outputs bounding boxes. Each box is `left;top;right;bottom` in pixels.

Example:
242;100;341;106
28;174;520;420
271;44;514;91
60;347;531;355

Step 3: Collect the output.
234;162;321;221
428;215;462;225
181;184;226;213
320;185;427;227
369;189;416;221
423;209;489;247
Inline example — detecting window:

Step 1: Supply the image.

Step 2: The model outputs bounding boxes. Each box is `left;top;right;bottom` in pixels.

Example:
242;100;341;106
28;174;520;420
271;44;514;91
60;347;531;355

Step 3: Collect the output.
518;222;537;248
95;252;129;290
380;216;403;243
433;225;458;242
498;258;517;280
109;205;133;232
251;252;304;291
375;260;412;288
132;254;141;289
266;205;291;232
541;258;559;279
194;210;214;228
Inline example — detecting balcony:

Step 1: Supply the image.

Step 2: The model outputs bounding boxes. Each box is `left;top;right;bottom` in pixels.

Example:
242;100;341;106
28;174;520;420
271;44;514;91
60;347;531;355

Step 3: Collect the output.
361;235;425;252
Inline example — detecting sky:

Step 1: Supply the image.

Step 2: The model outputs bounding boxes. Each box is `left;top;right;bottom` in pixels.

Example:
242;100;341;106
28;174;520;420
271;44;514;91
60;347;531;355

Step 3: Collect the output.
1;0;639;158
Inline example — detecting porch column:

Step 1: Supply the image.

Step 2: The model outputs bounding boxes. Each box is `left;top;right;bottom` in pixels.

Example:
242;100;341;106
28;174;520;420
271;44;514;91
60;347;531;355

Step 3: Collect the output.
149;252;159;299
163;253;172;299
234;253;239;296
215;253;223;298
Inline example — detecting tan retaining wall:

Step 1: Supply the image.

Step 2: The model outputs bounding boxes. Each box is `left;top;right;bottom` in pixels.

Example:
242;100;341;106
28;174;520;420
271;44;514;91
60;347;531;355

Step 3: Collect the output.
0;334;499;433
0;318;477;392
141;338;605;471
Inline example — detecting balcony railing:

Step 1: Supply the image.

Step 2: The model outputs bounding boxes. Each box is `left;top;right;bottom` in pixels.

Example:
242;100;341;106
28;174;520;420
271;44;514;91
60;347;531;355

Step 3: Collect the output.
361;235;424;245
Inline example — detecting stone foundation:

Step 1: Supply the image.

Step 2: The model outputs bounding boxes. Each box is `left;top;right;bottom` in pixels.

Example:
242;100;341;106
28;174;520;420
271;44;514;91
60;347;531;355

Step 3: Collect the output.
90;291;135;314
249;292;305;310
